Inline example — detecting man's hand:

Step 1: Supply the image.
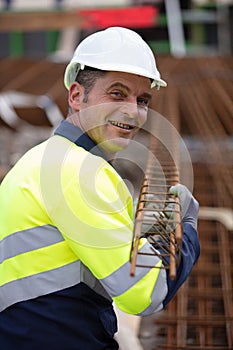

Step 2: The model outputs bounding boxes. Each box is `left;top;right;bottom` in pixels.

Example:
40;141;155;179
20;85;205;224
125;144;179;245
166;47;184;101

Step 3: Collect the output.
138;193;173;235
169;184;199;230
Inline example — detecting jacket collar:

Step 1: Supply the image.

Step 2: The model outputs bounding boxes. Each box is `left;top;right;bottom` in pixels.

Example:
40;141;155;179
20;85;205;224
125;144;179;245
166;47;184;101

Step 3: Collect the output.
53;120;110;163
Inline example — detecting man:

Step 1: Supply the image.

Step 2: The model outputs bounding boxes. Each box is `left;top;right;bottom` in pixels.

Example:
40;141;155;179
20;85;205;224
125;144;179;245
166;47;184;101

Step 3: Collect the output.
0;27;200;349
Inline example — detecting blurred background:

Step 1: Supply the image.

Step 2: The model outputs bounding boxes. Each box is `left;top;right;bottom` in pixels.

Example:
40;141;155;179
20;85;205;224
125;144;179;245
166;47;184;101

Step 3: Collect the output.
0;1;232;349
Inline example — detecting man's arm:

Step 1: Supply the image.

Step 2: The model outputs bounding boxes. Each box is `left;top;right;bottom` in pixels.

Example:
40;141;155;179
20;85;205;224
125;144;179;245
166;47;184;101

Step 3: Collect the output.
162;184;200;305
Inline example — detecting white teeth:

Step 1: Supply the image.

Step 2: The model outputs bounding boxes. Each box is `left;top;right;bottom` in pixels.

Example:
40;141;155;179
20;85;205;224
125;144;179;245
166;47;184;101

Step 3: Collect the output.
110;121;132;130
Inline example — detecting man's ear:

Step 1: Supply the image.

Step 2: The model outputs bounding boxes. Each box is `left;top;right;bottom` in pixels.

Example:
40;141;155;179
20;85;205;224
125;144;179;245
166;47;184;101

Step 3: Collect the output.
68;82;85;111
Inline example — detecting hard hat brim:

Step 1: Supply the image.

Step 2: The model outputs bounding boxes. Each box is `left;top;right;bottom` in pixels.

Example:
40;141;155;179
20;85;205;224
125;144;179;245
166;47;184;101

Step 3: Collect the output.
64;62;167;90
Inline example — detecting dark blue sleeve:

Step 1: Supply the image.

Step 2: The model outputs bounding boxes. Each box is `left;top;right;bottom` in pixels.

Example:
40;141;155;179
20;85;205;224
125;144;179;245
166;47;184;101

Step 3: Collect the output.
162;222;200;306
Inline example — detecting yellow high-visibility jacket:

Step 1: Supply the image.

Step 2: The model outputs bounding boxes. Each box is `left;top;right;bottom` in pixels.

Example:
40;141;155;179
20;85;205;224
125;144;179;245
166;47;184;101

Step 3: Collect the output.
0;120;167;316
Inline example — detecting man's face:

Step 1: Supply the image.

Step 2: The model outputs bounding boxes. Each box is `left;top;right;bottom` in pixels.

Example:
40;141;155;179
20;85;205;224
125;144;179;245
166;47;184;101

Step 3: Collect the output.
69;71;152;158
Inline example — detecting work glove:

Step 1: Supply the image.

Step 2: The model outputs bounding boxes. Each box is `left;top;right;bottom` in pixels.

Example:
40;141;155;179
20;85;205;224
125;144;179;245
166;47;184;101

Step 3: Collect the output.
134;193;171;236
169;184;199;231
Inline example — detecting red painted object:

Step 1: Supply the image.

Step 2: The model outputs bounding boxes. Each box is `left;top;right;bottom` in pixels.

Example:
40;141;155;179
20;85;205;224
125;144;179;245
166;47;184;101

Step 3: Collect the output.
78;6;159;29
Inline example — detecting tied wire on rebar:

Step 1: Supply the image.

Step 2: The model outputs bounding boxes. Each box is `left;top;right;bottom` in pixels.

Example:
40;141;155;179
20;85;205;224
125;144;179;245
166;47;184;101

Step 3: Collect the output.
130;134;182;280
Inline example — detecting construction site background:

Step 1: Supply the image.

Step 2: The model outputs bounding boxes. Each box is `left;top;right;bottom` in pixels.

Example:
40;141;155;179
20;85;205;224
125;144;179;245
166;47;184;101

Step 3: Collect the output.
0;1;232;349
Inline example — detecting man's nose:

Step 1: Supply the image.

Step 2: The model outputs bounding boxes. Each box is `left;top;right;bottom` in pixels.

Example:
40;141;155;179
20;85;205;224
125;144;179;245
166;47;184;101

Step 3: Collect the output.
120;101;138;119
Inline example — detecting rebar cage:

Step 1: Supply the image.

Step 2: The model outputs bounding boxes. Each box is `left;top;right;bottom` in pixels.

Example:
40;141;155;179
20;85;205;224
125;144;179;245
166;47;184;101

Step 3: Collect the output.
130;130;183;280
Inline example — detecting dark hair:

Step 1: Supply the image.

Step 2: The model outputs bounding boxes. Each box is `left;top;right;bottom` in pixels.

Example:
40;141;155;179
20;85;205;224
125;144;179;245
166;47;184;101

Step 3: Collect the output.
75;66;107;103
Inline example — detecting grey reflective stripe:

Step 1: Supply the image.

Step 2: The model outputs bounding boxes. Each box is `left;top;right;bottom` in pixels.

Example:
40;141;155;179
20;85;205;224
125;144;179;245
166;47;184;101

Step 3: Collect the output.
80;263;111;301
0;225;110;311
0;260;81;312
0;225;64;263
138;267;167;316
100;242;166;298
0;261;110;312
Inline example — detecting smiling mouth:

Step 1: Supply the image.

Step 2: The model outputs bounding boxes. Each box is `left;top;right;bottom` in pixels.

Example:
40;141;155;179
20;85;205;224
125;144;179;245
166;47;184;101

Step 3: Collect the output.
109;121;135;130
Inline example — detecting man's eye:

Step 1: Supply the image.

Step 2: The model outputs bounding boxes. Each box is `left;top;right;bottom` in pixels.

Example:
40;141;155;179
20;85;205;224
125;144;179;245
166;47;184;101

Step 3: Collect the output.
110;91;125;98
137;98;149;107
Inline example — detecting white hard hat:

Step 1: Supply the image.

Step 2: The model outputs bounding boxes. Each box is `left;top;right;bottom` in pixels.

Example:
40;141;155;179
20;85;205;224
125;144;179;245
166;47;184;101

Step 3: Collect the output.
64;27;167;90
